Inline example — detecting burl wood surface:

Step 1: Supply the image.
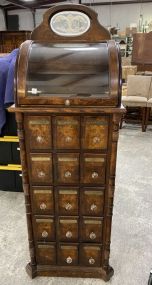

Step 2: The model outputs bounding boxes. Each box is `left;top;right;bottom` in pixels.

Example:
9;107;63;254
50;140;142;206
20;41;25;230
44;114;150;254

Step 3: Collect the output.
13;3;125;282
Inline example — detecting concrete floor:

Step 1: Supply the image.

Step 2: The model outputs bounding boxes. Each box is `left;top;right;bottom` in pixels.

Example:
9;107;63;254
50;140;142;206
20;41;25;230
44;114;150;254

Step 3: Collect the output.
0;125;152;285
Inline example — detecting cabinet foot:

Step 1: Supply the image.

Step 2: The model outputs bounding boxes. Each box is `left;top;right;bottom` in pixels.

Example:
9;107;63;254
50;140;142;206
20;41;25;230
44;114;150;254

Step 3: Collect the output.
102;266;114;282
26;263;37;279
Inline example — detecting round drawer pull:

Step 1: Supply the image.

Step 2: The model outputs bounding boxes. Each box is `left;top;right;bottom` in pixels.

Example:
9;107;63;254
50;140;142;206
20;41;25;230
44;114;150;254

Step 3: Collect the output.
66;256;72;264
93;136;100;144
89;257;95;265
64;171;72;178
65;136;72;143
66;231;73;238
65;99;70;106
90;204;97;211
38;171;45;178
89;232;96;240
65;203;72;211
92;172;98;179
40;202;47;210
36;136;44;143
41;230;48;238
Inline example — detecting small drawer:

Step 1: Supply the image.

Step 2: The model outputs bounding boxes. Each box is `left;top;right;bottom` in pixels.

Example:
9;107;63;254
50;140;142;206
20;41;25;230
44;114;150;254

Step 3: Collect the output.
53;116;80;149
58;244;78;266
80;218;103;243
80;244;102;267
55;154;79;184
34;217;55;242
82;116;109;150
57;188;78;216
36;243;56;265
26;116;52;150
58;218;78;242
32;186;54;215
29;154;52;184
81;154;106;184
81;188;104;216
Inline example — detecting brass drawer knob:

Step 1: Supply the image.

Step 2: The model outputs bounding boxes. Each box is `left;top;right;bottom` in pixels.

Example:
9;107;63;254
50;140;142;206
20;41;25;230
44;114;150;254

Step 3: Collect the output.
65;136;72;143
40;202;47;210
93;136;100;144
89;232;96;240
92;172;98;179
89;257;95;265
65;99;70;106
64;171;72;178
41;230;48;238
38;171;45;178
66;231;73;238
36;136;43;143
66;256;72;264
90;204;97;211
65;203;72;211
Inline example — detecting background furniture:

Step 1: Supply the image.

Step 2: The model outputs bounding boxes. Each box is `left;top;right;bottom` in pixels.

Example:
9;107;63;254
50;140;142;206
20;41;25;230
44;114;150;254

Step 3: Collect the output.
0;51;22;192
145;77;152;130
122;65;137;82
12;4;124;282
121;75;151;131
0;31;31;53
0;111;22;191
132;32;152;72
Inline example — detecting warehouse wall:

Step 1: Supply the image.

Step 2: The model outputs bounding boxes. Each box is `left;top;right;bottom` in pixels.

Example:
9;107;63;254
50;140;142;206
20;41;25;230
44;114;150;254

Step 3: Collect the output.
92;2;152;30
0;2;151;32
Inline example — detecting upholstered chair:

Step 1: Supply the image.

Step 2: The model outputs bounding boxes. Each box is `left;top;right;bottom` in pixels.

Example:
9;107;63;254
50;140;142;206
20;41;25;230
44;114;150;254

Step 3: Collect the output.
145;77;152;130
121;75;151;131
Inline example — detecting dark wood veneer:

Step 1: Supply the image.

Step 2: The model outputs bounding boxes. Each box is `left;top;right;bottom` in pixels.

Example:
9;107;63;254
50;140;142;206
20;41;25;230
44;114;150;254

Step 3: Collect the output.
12;3;125;282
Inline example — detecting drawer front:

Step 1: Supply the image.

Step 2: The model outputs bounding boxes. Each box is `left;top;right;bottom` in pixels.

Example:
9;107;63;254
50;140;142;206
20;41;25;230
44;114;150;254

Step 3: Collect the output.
80;218;103;243
81;154;106;184
57;188;78;216
32;187;54;215
30;154;52;184
80;244;102;267
58;218;78;242
82;116;109;150
26;116;51;150
36;244;56;265
53;116;80;149
56;154;79;184
81;188;104;216
58;244;78;266
34;218;55;242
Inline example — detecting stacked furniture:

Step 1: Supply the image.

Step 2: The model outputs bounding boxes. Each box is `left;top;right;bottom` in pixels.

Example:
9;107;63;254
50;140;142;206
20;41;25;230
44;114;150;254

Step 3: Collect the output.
132;32;152;72
0;31;31;53
0;112;22;191
10;4;124;282
0;51;22;192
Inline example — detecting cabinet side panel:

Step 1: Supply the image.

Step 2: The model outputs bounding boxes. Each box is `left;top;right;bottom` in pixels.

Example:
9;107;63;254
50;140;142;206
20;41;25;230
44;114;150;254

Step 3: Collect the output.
16;112;37;270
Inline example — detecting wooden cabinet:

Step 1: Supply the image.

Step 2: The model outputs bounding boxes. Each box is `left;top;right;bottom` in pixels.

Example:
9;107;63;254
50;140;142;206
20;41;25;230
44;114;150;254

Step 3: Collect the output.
12;3;125;282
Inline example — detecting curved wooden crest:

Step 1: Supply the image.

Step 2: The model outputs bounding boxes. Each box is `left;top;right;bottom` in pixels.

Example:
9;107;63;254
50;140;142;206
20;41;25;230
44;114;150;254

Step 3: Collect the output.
31;4;110;42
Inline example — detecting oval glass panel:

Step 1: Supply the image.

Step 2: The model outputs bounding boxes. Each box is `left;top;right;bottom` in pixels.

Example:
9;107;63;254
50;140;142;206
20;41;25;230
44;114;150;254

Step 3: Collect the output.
50;11;90;36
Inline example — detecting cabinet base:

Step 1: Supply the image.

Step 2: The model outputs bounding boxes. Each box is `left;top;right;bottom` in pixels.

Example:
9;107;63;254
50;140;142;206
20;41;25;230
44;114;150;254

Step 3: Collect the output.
26;263;37;279
26;263;114;282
